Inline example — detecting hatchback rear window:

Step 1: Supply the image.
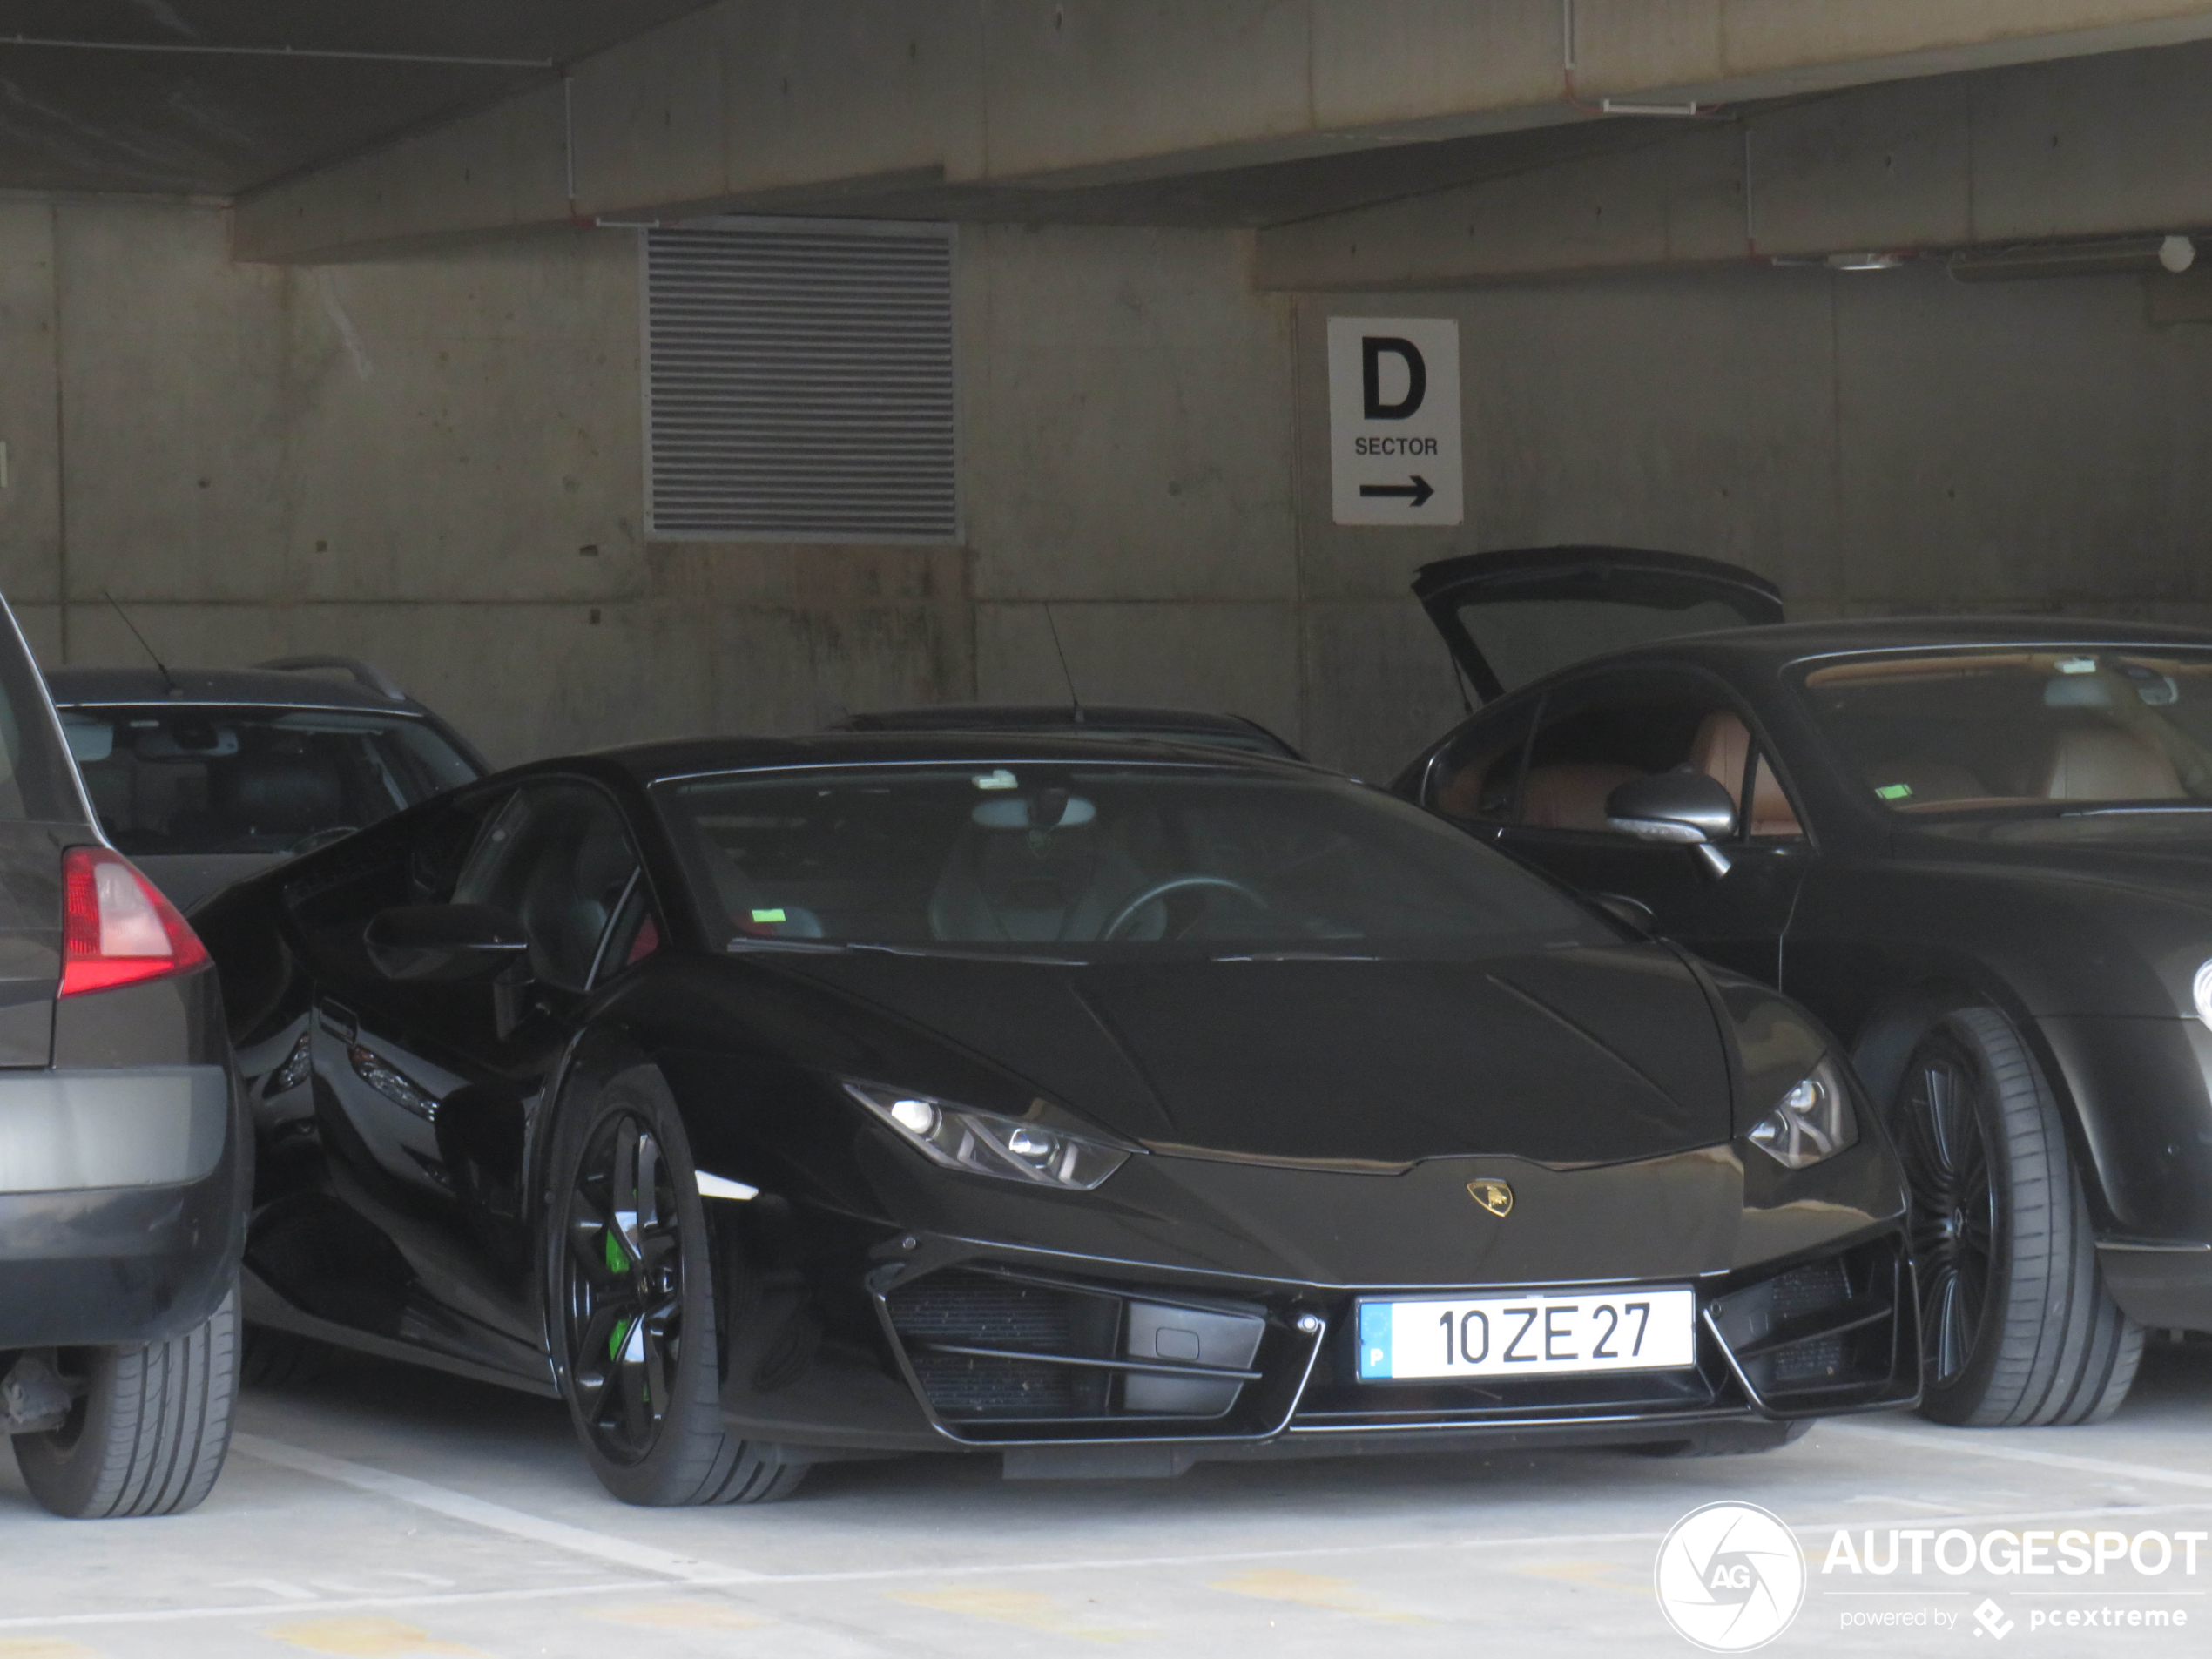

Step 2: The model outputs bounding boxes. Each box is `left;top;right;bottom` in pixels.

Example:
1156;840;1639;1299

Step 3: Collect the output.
56;705;477;856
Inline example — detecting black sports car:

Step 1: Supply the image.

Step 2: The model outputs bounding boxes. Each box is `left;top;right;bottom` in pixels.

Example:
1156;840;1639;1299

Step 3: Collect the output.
197;732;1916;1504
1394;546;2212;1429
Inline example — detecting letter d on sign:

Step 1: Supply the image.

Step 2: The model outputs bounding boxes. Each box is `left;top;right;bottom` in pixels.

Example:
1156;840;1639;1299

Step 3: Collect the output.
1362;337;1426;420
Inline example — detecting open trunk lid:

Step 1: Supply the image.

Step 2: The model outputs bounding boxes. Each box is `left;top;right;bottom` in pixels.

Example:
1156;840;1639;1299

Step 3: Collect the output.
1413;545;1784;702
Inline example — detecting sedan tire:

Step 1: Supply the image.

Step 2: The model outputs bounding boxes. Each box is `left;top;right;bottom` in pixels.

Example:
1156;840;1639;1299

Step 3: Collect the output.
13;1280;239;1519
1897;1009;2141;1427
548;1065;806;1506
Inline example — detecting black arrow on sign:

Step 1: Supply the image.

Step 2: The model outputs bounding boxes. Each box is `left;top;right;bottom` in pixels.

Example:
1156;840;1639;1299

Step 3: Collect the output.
1359;475;1435;508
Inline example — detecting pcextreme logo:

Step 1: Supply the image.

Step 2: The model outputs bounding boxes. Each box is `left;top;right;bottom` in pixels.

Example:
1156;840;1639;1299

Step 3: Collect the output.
1655;1501;1807;1651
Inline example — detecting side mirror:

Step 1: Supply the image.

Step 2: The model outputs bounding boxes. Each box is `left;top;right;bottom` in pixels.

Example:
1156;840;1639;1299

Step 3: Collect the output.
1605;770;1739;877
365;904;528;982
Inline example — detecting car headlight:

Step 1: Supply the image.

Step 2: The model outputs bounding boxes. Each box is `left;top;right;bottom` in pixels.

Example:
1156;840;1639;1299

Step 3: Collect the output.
843;1082;1131;1190
2192;959;2212;1029
1746;1055;1857;1170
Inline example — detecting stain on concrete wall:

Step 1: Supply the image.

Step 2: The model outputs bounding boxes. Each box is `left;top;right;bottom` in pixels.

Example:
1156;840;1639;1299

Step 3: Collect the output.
7;199;2212;785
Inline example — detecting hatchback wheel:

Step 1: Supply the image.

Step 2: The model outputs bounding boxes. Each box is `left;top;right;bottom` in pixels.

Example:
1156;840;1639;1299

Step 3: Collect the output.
13;1279;239;1518
548;1066;805;1505
1895;1009;2141;1426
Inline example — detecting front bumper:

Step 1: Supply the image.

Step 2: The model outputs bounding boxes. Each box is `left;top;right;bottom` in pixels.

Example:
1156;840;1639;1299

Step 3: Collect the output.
708;1223;1919;1466
860;1229;1916;1461
0;1065;246;1347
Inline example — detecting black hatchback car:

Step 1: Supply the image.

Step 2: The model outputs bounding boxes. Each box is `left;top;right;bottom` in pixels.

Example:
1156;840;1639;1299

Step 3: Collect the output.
198;732;1916;1506
1395;546;2212;1430
48;657;485;913
0;605;246;1517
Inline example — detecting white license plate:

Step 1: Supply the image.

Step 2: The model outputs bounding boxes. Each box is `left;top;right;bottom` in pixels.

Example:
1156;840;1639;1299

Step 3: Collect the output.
1355;1287;1698;1381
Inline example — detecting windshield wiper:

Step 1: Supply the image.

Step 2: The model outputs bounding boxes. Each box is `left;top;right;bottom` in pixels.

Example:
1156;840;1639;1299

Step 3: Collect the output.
850;941;1089;967
2060;805;2212;816
1211;950;1381;962
725;937;850;954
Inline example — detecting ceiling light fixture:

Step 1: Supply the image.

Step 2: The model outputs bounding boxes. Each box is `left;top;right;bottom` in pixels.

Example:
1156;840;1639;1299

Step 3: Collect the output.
1825;251;1909;272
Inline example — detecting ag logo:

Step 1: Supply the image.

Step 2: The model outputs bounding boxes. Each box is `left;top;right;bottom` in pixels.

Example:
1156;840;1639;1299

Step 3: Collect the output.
1466;1178;1514;1217
1653;1501;1805;1651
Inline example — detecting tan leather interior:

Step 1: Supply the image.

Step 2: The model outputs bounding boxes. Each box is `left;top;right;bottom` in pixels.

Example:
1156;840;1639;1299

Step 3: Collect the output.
2040;727;2183;801
1522;762;1641;830
1690;711;1804;839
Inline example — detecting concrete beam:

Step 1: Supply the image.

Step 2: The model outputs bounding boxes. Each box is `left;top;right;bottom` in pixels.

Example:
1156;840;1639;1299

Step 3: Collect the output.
1255;38;2212;287
235;0;2212;262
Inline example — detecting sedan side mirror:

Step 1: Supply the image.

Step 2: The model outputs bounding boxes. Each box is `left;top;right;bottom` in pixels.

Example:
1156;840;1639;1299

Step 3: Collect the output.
366;904;529;982
1605;770;1739;878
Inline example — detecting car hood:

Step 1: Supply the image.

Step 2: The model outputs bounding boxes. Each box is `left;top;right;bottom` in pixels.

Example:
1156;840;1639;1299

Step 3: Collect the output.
772;943;1732;1167
1905;817;2212;906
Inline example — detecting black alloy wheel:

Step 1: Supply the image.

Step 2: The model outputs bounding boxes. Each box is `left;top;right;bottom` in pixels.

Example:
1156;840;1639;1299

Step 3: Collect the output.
1899;1041;1998;1391
1890;1009;2142;1427
546;1066;806;1505
562;1112;685;1467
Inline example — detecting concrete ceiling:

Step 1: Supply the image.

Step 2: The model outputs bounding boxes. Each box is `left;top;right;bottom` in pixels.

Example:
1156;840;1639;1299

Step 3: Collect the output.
0;0;713;196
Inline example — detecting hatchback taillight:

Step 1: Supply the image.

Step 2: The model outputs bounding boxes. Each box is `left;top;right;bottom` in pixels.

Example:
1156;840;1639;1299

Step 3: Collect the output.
59;846;209;997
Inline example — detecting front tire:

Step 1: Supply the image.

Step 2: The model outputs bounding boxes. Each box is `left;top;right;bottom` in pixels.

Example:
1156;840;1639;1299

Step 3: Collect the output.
1896;1009;2142;1426
547;1065;805;1506
13;1280;239;1518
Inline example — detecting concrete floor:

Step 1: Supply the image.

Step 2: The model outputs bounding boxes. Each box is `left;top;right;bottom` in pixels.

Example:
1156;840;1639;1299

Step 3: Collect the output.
2;1339;2208;1657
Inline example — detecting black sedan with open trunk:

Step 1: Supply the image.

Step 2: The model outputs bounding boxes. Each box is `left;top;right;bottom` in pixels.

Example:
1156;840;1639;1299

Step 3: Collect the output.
1395;545;2212;1430
195;733;1917;1503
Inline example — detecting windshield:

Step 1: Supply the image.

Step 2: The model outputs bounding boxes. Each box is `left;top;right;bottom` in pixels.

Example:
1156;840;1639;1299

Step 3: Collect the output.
657;764;1609;958
58;705;480;856
1798;648;2212;814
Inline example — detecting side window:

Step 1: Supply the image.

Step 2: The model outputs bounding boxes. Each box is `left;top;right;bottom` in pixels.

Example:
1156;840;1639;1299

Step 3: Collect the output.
454;782;640;994
1426;699;1540;825
1520;676;1803;841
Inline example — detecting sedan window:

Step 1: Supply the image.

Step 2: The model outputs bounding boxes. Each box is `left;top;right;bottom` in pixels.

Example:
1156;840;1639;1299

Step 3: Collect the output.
1800;649;2212;813
1519;680;1802;841
657;765;1611;957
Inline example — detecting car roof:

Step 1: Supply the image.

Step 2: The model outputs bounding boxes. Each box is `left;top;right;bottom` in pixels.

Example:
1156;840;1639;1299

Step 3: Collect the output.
829;703;1299;755
45;664;426;715
586;729;1325;786
1538;614;2212;682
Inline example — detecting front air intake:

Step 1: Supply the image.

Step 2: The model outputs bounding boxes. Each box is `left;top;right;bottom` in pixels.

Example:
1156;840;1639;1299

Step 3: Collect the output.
1706;1237;1914;1410
880;1264;1271;1431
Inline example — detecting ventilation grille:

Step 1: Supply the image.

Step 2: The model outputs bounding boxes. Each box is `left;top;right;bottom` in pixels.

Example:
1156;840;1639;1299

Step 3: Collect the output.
644;220;957;542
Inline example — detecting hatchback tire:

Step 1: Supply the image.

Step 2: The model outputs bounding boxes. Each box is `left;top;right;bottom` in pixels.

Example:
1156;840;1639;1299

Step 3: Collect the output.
548;1065;806;1506
13;1279;239;1519
1896;1008;2141;1426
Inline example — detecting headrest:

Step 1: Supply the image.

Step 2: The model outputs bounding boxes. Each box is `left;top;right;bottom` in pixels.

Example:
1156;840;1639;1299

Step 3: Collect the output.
2041;727;2183;802
212;755;343;836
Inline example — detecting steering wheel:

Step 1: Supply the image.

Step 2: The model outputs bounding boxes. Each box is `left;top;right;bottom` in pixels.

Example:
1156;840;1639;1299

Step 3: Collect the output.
1103;874;1268;941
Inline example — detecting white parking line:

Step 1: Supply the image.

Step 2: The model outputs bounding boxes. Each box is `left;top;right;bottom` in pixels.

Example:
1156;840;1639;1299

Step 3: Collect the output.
1824;1420;2212;1493
8;1495;2209;1631
230;1433;759;1583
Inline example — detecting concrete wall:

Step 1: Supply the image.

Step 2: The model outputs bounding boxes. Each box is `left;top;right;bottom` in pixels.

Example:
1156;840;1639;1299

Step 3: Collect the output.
8;197;2212;784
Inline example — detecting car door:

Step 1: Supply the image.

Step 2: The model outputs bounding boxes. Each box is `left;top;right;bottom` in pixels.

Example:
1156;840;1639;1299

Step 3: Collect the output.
1414;545;1784;703
1484;668;1811;988
278;776;655;1379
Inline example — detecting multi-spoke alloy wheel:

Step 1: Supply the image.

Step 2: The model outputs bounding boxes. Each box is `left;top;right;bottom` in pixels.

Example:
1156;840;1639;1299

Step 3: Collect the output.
545;1067;807;1505
562;1112;684;1466
1900;1043;1996;1389
1891;1010;2142;1427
